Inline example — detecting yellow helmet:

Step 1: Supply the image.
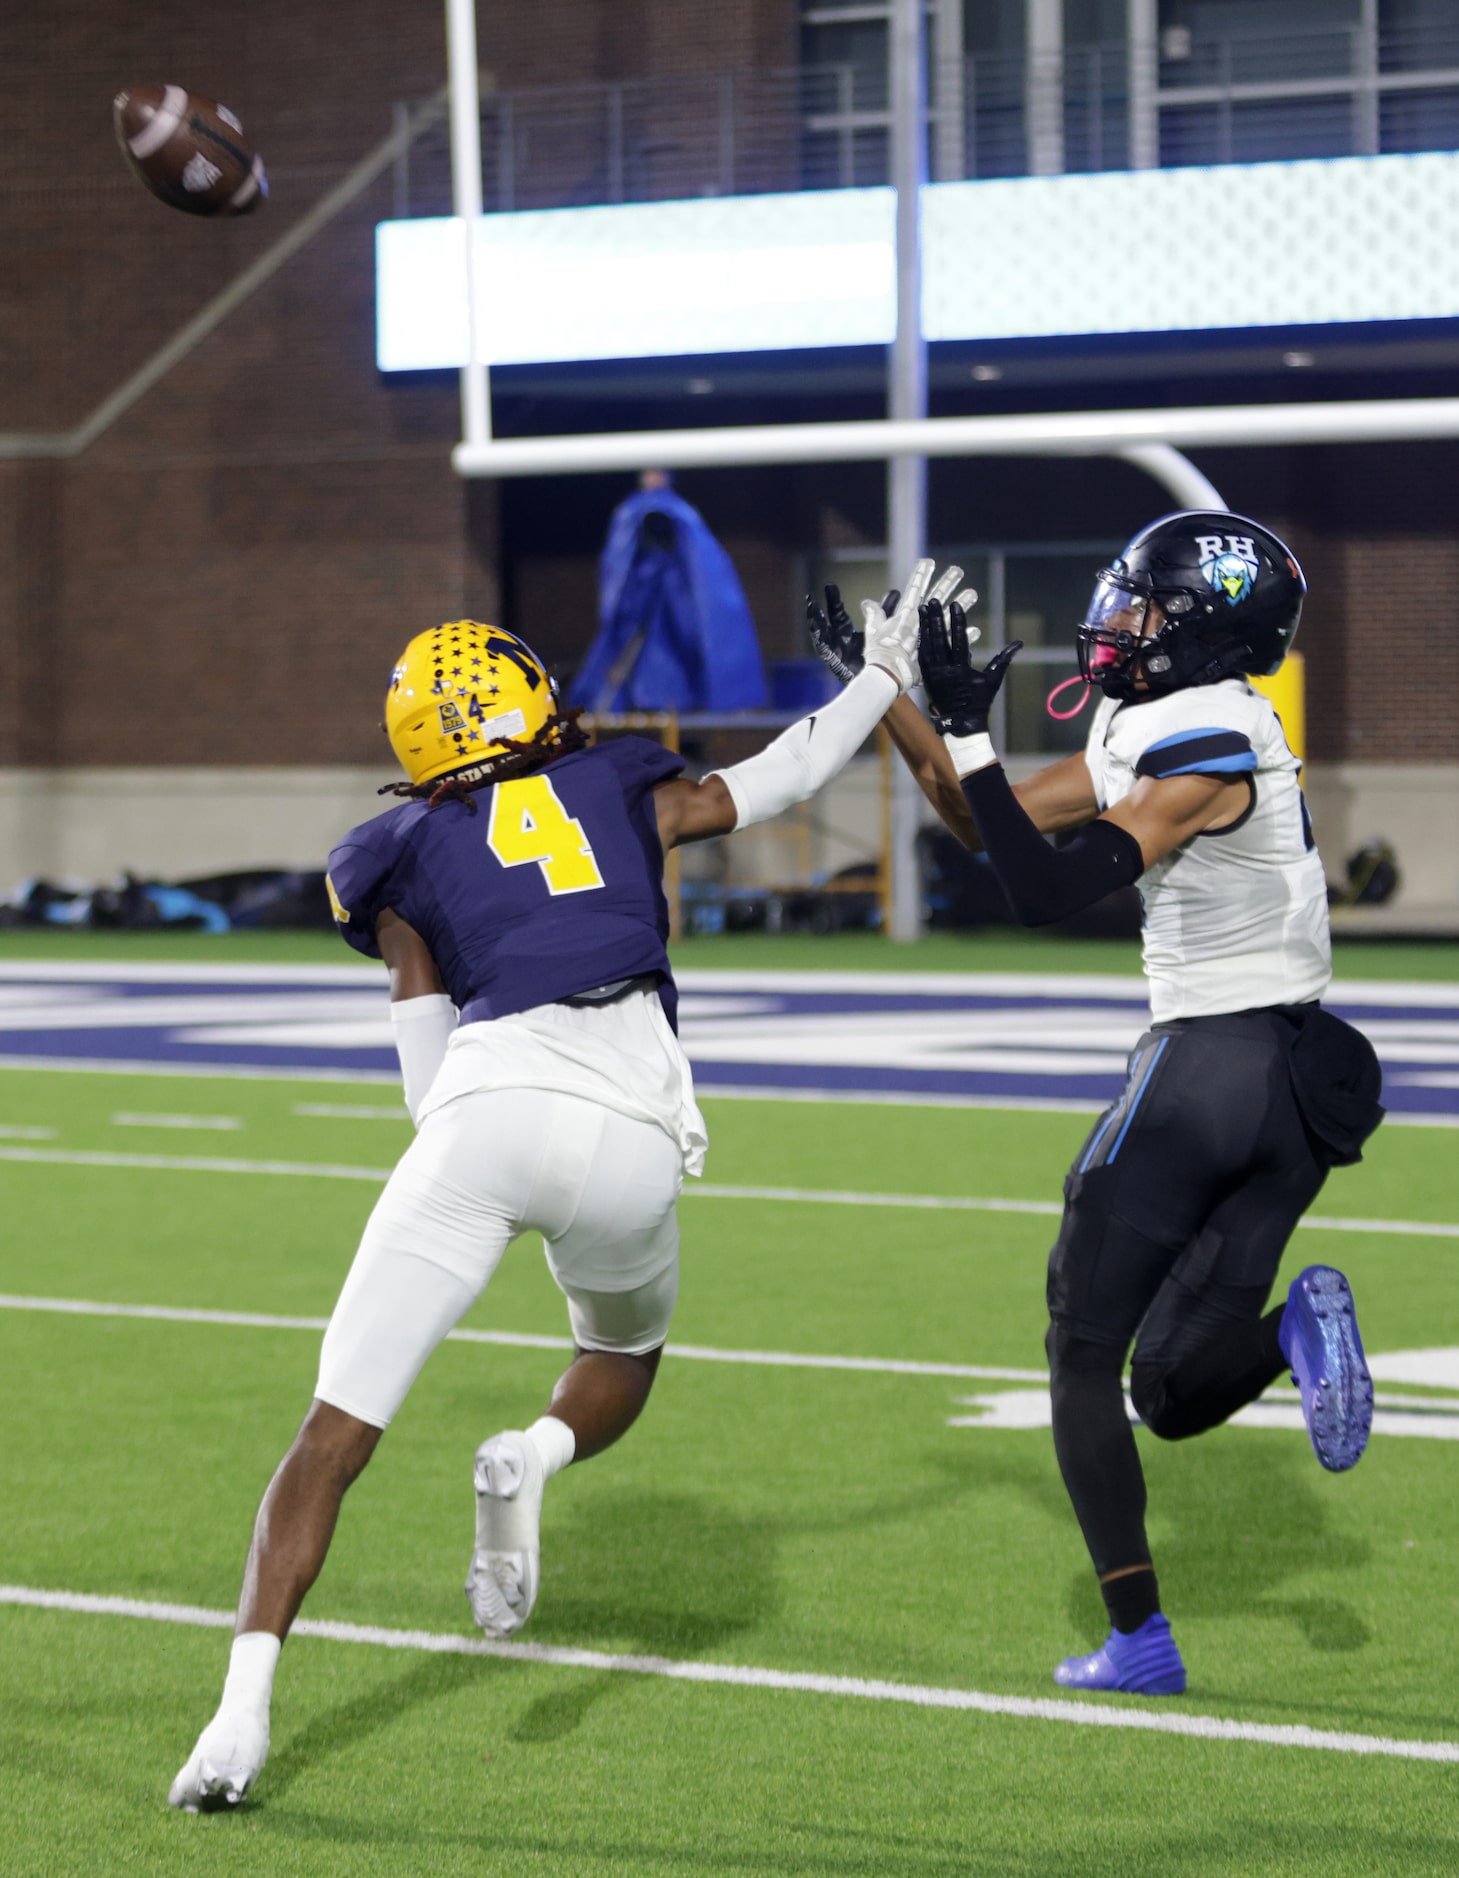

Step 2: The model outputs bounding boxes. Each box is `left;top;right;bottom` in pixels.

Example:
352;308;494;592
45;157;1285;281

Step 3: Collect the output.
385;621;557;787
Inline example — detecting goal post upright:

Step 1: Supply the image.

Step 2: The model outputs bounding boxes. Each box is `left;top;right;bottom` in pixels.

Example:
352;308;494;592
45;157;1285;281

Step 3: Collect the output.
445;0;491;448
885;0;930;942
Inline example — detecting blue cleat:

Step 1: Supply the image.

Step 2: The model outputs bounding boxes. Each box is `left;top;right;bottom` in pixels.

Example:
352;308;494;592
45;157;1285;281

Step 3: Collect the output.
1279;1264;1373;1473
1053;1613;1187;1696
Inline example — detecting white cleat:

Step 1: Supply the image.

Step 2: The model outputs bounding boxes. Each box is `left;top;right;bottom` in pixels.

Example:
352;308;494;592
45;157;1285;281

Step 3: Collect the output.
465;1429;545;1638
168;1707;269;1812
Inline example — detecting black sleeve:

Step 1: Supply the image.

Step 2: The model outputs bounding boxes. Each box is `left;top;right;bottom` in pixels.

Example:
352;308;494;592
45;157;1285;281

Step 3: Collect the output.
960;763;1144;928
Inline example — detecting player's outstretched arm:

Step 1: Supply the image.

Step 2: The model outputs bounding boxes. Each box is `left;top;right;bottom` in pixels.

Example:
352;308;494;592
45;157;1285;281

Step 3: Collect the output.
884;699;1098;851
809;582;1098;851
376;908;456;1122
654;560;943;850
917;602;1248;924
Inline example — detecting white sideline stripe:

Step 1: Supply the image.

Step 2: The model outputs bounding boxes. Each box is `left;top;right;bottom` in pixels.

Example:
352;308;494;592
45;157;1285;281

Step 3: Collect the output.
1;1585;1454;1764
0;1295;1046;1381
1;1145;1456;1243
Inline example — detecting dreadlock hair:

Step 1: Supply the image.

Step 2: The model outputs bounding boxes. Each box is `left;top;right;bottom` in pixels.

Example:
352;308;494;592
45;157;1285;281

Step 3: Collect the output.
377;706;591;815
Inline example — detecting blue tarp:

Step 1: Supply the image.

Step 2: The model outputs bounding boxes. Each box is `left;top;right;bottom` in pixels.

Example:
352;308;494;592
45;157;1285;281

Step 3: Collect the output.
569;485;768;714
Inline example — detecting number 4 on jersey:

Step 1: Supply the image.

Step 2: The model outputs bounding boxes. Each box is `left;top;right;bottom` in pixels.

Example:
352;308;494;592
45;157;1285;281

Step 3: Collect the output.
487;774;605;895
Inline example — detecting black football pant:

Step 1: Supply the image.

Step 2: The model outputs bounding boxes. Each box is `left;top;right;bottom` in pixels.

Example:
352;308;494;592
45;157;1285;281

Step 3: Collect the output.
1045;1007;1330;1581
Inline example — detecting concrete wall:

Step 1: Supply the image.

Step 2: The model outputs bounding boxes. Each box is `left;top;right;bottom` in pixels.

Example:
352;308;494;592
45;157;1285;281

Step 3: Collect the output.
5;760;1452;919
1304;763;1459;910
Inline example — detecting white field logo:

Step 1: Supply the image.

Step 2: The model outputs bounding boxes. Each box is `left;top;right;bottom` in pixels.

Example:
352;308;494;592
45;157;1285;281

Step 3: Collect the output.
1196;532;1259;605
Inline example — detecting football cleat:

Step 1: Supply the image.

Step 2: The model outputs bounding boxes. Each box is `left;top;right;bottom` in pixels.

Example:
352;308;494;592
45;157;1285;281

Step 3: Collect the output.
168;1708;269;1811
1279;1264;1373;1472
465;1430;545;1638
1054;1613;1187;1696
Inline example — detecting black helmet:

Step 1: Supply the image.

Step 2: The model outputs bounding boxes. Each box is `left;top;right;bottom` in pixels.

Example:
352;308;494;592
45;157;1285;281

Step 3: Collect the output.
1076;510;1306;701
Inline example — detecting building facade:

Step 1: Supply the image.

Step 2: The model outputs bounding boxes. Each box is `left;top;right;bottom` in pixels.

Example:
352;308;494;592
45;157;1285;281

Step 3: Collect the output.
1;1;1456;906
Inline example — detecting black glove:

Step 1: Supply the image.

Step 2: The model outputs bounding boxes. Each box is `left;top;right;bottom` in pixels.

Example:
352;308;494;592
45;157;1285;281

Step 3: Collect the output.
806;584;862;685
918;597;1022;736
806;585;901;688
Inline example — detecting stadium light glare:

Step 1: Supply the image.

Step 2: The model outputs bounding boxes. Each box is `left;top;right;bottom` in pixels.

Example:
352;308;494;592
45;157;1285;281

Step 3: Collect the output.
378;150;1459;372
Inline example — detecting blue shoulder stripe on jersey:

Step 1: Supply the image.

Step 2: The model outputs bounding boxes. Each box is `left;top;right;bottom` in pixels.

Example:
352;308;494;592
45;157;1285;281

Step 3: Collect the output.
1134;728;1256;781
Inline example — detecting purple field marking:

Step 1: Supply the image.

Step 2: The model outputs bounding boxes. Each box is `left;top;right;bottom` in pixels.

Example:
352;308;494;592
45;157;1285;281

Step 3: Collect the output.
0;966;1452;1121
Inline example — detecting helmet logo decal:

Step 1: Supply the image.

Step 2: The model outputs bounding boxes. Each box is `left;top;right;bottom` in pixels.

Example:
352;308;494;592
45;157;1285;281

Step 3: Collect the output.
1195;533;1259;606
439;698;467;733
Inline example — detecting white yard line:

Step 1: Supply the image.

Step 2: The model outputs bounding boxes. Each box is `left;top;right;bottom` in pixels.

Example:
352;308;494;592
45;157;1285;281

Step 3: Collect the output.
0;1054;400;1084
292;1103;409;1121
111;1112;243;1131
0;1295;1047;1382
2;1145;1456;1242
0;1146;388;1180
5;1295;1456;1405
0;1583;1452;1763
0;1056;1455;1125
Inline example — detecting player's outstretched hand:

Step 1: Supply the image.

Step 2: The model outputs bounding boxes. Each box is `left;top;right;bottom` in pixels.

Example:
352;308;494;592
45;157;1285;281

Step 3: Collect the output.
806;585;864;685
863;560;970;695
920;596;1020;736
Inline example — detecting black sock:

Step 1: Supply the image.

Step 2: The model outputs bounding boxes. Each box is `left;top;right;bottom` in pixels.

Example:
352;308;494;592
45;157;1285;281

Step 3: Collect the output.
1101;1565;1161;1635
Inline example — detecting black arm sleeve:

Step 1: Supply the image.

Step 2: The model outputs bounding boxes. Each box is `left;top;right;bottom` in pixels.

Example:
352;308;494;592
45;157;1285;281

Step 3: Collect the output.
960;764;1144;928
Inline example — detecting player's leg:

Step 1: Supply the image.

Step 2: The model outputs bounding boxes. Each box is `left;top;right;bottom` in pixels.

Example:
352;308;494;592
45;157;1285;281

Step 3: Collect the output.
1046;1023;1268;1692
468;1096;682;1637
171;1099;528;1810
1130;1039;1372;1469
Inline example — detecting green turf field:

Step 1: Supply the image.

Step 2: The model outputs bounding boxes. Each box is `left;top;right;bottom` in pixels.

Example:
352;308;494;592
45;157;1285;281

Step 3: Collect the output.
1;1011;1457;1875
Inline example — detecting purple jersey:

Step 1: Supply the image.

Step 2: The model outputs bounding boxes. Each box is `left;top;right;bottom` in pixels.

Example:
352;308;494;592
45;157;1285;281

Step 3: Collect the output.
327;737;684;1026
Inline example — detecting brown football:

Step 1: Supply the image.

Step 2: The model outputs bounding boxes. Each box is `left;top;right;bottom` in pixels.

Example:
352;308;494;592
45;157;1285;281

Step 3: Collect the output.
113;84;267;217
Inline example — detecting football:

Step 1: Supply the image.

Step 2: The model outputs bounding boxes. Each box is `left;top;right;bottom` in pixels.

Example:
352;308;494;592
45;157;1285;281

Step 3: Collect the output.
112;84;267;217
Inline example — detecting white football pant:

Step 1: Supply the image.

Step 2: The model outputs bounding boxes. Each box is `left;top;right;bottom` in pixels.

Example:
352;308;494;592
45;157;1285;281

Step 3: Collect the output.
315;1087;682;1429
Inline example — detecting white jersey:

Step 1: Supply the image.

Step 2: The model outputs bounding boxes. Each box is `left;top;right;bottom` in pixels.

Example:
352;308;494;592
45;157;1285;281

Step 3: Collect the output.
1084;678;1331;1022
418;984;708;1177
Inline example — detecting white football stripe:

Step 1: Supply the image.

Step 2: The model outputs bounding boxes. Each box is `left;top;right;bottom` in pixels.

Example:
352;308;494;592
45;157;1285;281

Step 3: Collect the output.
127;85;188;159
225;157;264;211
2;1584;1455;1762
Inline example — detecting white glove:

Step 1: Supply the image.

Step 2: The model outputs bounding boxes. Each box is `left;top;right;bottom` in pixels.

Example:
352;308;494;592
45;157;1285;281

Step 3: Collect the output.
861;561;979;694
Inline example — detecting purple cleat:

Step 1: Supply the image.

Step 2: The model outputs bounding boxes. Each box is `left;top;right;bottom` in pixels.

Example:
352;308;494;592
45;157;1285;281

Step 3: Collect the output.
1053;1613;1187;1696
1279;1265;1373;1473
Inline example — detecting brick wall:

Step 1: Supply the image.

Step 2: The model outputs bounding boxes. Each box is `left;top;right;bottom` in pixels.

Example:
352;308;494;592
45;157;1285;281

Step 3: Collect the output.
2;0;1457;789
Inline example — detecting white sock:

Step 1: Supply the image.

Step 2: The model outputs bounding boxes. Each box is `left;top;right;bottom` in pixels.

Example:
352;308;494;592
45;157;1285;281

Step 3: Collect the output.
525;1415;575;1479
219;1631;281;1715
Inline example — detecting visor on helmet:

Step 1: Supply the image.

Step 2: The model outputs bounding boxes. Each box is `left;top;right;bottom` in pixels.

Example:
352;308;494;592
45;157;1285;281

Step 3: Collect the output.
1083;576;1149;640
1080;578;1147;674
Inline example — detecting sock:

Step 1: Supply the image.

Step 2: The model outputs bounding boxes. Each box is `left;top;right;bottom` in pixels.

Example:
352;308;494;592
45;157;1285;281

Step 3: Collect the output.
526;1414;575;1479
220;1631;281;1715
1101;1565;1162;1636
